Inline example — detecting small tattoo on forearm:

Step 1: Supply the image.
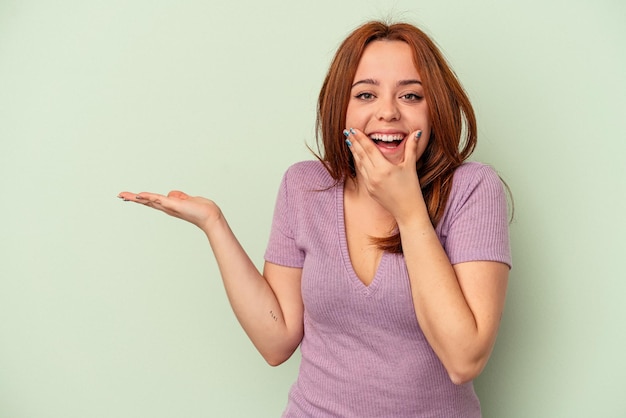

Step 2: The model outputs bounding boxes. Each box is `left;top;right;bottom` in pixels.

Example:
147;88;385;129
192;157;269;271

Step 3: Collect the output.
269;310;278;321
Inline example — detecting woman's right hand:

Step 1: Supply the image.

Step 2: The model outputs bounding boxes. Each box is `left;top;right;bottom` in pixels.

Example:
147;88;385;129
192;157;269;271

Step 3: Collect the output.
118;190;221;232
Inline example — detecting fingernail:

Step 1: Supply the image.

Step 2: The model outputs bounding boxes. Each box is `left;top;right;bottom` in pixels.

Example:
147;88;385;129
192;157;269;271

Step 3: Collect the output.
415;130;422;140
343;129;350;137
345;139;352;147
349;128;356;135
135;195;144;200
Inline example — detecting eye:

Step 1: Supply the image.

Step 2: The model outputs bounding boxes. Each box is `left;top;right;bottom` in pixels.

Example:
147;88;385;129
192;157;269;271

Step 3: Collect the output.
401;93;423;101
355;92;375;100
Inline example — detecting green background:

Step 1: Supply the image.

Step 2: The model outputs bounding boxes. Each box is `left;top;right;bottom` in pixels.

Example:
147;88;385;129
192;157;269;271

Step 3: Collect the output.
1;0;624;417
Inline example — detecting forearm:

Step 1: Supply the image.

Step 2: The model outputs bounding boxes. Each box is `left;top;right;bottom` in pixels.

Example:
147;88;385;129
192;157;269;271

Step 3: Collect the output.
397;204;491;383
201;214;302;365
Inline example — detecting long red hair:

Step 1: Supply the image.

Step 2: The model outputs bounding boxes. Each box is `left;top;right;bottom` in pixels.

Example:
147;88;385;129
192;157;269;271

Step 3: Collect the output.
316;21;477;253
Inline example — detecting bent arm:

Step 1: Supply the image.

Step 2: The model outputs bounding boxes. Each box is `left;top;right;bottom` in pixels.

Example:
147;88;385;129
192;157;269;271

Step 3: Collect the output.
118;191;304;365
204;213;304;366
343;128;509;384
398;211;509;385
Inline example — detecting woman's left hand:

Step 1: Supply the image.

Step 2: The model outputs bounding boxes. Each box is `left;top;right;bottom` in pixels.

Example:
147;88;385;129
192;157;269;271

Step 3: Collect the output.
346;128;428;222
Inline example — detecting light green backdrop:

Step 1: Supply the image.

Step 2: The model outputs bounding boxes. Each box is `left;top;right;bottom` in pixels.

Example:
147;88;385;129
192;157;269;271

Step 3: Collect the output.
1;1;624;417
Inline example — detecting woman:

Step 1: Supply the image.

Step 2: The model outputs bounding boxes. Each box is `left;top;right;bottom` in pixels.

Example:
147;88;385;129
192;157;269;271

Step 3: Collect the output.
119;21;511;417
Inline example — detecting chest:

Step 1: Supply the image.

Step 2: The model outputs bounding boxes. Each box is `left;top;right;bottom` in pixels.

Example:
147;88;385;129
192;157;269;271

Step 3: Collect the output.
292;180;419;332
343;191;396;287
344;217;385;286
300;244;418;334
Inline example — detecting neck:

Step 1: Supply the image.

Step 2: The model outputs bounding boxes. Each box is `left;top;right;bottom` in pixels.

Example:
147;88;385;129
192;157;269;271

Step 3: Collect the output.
344;176;395;223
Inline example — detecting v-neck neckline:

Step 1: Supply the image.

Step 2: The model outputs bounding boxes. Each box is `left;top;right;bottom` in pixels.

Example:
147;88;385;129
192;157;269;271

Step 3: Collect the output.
336;181;386;295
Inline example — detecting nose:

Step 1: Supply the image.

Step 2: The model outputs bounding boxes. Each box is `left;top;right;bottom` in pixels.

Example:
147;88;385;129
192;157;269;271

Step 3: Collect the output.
375;97;400;121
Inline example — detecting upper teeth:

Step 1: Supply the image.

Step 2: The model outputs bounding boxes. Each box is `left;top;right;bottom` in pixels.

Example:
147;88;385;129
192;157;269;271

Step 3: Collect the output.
370;134;404;142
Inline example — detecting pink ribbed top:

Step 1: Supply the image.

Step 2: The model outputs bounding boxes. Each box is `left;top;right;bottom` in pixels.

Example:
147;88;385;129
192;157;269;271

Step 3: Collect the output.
265;160;511;417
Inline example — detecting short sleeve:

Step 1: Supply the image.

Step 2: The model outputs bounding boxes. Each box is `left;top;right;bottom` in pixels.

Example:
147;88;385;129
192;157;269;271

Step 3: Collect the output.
439;164;512;268
264;168;305;268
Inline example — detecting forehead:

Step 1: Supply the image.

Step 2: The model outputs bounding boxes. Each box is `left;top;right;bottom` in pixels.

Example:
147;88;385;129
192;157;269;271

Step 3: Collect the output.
354;40;419;79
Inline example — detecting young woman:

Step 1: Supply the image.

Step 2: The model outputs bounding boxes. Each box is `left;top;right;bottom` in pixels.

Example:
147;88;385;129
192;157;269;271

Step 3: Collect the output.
119;21;511;418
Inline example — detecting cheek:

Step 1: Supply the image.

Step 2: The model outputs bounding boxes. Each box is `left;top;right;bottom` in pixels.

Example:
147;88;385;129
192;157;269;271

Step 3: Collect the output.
345;103;369;128
415;115;428;126
406;107;430;131
344;113;356;128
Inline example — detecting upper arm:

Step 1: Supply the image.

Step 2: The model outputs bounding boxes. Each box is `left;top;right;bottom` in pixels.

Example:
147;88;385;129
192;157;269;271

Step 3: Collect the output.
453;261;509;353
263;261;305;347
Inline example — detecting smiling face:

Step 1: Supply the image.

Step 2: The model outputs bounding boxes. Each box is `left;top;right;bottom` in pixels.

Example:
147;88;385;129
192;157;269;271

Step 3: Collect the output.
346;40;431;165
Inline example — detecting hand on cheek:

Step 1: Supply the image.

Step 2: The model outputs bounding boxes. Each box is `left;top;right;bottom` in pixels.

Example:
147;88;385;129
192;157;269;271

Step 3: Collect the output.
344;127;427;170
344;128;427;218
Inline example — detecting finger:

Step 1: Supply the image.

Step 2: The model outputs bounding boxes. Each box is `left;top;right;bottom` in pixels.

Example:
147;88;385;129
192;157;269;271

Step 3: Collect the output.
135;191;165;202
118;191;153;203
347;128;385;168
131;192;172;212
344;128;371;179
413;129;429;163
403;129;422;167
134;192;186;218
167;190;189;200
117;191;135;201
345;128;382;181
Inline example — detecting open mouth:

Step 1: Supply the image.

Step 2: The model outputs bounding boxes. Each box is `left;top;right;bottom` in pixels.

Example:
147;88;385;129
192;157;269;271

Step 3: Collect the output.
369;133;405;149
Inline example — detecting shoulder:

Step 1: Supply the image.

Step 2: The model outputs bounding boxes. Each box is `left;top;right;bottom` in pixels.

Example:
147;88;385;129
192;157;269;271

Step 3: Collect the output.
282;160;336;189
450;161;504;197
452;161;500;183
443;161;508;219
440;161;511;267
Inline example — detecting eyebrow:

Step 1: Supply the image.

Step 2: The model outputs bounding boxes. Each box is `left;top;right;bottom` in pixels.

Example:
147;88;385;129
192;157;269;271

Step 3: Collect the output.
351;79;422;88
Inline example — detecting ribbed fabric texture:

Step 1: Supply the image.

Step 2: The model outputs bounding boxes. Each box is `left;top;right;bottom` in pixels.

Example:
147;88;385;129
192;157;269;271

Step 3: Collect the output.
265;160;511;417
